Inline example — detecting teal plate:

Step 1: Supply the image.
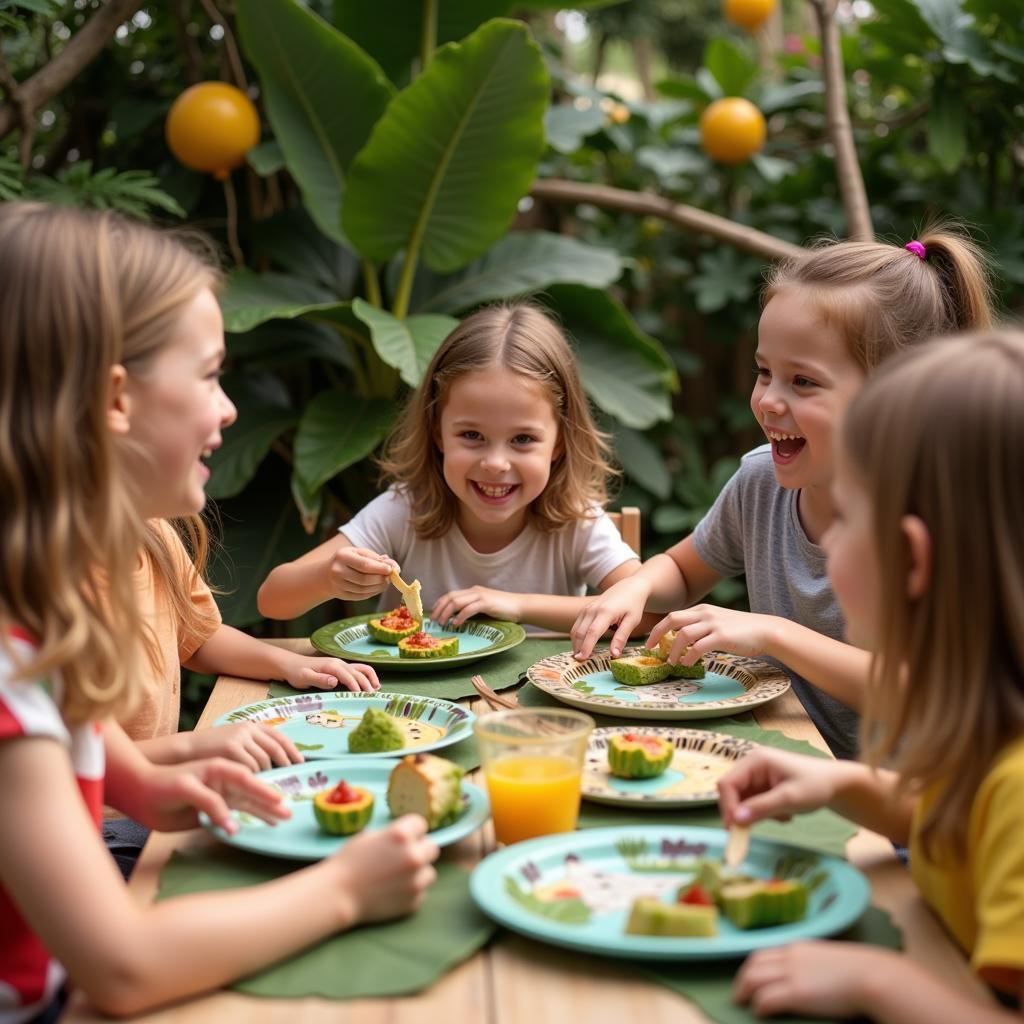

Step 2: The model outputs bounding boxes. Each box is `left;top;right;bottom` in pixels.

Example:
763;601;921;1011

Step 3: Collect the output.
311;613;526;672
201;759;489;861
213;691;474;759
470;825;870;960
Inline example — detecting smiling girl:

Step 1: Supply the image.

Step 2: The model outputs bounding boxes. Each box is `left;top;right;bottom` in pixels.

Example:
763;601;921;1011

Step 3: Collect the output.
572;227;995;758
258;304;645;633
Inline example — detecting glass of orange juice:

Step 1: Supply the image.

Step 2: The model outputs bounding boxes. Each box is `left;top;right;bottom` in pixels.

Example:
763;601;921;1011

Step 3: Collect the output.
474;708;594;845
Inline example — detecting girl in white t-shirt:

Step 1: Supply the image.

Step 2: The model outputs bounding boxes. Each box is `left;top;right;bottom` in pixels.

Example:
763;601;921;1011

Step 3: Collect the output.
259;303;645;633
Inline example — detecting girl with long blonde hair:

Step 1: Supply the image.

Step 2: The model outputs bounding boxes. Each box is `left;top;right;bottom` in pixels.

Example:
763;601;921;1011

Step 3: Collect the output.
719;330;1024;1019
0;203;437;1022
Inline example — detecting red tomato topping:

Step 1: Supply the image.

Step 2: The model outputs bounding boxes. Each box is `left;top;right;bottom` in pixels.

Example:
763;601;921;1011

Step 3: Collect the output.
678;884;715;906
326;781;360;804
404;632;438;648
621;733;666;754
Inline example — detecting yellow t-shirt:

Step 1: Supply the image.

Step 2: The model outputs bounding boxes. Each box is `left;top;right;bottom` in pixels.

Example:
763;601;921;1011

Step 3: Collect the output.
910;733;1024;995
118;519;221;741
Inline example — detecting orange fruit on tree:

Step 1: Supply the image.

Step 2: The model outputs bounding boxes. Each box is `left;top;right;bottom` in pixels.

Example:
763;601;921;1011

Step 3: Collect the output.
724;0;777;31
699;97;766;164
166;82;260;180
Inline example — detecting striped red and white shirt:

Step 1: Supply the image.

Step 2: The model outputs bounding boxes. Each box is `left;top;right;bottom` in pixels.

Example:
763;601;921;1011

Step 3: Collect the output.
0;628;104;1024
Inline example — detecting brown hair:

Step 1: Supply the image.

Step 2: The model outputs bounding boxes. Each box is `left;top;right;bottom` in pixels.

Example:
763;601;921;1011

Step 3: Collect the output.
765;223;995;371
842;330;1024;860
377;303;617;537
0;203;218;724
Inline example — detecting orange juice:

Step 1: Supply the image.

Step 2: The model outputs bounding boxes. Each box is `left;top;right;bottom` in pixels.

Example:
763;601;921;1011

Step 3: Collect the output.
484;754;582;844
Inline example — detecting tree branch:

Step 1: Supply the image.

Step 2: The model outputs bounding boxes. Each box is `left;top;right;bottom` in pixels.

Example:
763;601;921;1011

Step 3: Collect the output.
197;0;248;92
530;179;804;262
809;0;873;240
0;34;35;167
0;0;144;141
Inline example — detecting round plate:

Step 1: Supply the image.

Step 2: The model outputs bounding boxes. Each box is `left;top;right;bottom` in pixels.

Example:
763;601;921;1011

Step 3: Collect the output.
470;825;870;960
201;758;489;860
526;647;790;720
213;691;474;759
583;727;758;808
310;614;526;672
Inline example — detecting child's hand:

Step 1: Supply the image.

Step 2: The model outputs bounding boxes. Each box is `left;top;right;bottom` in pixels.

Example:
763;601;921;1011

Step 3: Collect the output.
333;815;439;925
431;585;523;627
734;942;896;1018
327;547;397;602
647;606;780;665
141;757;292;834
717;748;841;826
571;575;654;659
184;723;303;773
280;653;380;692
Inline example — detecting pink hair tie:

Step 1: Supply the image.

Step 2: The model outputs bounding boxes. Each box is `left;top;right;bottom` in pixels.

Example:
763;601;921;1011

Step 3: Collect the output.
905;240;927;260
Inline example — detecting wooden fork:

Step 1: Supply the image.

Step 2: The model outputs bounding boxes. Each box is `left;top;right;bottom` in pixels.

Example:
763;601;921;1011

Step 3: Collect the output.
470;674;518;711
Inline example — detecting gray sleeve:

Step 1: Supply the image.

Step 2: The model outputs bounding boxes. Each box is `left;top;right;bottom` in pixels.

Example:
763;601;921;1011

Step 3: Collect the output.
691;467;747;578
337;488;409;561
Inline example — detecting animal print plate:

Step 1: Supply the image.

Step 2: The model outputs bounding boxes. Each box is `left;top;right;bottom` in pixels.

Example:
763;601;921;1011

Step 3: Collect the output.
213;691;474;759
526;648;790;720
583;727;758;807
470;825;870;960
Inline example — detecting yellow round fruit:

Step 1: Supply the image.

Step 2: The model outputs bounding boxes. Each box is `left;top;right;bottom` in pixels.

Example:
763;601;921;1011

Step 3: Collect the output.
699;97;766;164
166;82;260;180
724;0;777;31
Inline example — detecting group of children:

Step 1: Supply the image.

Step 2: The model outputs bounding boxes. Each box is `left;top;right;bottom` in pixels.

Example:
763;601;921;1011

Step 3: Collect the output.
1;199;1021;1022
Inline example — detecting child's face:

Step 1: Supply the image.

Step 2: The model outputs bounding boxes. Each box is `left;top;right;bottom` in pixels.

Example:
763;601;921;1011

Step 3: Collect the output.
821;451;879;649
435;365;561;542
122;287;236;519
751;289;866;495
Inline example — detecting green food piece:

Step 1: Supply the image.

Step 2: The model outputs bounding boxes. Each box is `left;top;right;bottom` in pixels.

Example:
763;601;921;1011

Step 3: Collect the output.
348;707;406;753
397;634;459;659
625;897;718;937
387;753;464;829
655;631;706;678
720;878;808;929
609;655;672;686
607;733;673;779
366;608;421;643
312;786;374;835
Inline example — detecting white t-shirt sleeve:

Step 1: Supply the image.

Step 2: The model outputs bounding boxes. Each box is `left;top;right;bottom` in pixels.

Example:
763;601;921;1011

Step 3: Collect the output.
337;487;411;563
574;511;641;590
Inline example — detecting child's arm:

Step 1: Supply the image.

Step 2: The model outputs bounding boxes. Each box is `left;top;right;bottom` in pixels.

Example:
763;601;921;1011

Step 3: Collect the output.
572;536;723;658
648;608;873;711
257;533;396;619
717;747;915;844
1;735;438;1017
734;942;1023;1023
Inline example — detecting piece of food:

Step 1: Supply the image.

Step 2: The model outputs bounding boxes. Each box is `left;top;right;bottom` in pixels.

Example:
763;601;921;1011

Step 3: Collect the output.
366;605;421;643
720;878;808;929
397;632;459;659
677;883;715;907
607;733;674;779
313;780;375;835
347;707;406;753
625;896;718;937
655;630;706;679
389;569;424;623
691;860;751;902
609;655;672;686
724;823;751;869
386;753;464;829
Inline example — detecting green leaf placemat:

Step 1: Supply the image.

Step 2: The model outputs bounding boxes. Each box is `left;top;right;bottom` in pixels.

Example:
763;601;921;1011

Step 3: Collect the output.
271;638;571;702
641;905;902;1024
159;846;495;999
518;684;858;858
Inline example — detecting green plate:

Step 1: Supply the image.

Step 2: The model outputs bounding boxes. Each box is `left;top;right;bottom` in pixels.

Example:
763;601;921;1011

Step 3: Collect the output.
201;759;489;860
470;825;870;960
311;613;526;672
213;691;474;759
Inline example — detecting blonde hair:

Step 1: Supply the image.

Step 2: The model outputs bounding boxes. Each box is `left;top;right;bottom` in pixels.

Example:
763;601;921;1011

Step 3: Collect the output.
377;303;617;537
842;330;1024;860
0;203;218;724
765;223;995;371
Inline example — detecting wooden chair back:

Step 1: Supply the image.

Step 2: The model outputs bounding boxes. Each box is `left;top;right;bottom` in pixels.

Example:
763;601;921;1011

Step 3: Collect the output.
607;506;641;554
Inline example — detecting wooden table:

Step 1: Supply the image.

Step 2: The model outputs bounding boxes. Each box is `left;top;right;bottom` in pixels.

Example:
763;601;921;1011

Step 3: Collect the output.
63;640;994;1023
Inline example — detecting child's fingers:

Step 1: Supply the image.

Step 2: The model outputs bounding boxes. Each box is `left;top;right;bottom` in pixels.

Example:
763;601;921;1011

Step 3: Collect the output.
254;725;303;766
346;548;397;576
608;612;640;659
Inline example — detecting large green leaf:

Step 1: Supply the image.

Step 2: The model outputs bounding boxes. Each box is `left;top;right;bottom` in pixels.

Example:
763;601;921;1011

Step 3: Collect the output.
545;103;608;154
928;74;967;172
415;232;623;314
613;425;671;500
544;284;676;431
207;374;298;500
237;0;394;244
219;269;345;333
351;299;458;387
342;19;549;273
293;392;395;493
704;37;759;98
